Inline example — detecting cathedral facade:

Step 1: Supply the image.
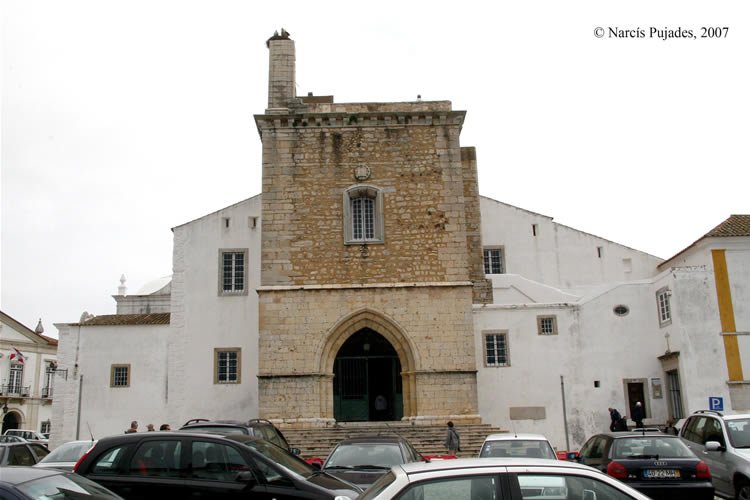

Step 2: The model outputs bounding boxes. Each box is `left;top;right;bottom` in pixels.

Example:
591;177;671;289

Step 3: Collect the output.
51;32;750;451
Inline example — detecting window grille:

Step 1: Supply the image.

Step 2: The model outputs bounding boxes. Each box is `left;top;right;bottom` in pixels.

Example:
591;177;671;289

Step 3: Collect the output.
483;248;505;274
484;333;509;367
216;349;240;384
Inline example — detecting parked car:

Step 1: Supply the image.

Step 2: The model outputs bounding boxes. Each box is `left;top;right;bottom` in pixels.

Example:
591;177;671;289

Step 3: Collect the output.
34;439;96;471
73;431;361;499
680;409;750;499
0;466;123;499
357;457;653;499
0;435;27;444
322;435;426;490
2;430;48;448
0;442;50;466
574;429;714;499
479;432;558;459
179;418;299;455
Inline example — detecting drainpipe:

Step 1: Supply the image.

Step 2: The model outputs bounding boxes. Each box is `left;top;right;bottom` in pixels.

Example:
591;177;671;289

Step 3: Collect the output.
560;375;570;452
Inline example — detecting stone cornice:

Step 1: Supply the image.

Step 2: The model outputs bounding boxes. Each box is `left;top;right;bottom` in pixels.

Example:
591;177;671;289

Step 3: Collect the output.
254;110;466;131
258;281;473;292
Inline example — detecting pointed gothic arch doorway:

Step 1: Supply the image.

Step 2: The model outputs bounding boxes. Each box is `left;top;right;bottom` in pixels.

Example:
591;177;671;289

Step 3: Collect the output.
333;328;403;422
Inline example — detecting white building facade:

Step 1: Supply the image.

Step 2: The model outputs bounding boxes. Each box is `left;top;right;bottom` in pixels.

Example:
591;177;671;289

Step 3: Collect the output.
50;32;750;452
0;311;57;435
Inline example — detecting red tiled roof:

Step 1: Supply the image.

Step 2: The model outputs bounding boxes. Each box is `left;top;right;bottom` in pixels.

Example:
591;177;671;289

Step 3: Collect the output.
78;313;170;326
658;214;750;269
703;215;750;238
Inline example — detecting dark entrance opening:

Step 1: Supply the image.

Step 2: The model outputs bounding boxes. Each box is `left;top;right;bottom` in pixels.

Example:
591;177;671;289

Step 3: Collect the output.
333;328;402;422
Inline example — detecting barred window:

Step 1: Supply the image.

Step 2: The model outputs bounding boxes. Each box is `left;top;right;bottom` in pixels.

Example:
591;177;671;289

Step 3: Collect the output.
111;364;130;388
483;248;505;274
219;250;248;295
215;348;241;384
343;185;384;244
537;316;558;335
484;332;509;367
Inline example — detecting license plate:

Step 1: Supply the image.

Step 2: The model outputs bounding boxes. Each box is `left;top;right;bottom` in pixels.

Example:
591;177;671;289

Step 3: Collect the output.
643;469;680;479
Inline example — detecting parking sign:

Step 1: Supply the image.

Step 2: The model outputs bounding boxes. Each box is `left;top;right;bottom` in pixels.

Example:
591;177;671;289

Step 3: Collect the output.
709;397;724;411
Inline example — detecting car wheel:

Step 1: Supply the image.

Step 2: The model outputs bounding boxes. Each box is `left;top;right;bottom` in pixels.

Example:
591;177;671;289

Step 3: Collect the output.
737;480;750;500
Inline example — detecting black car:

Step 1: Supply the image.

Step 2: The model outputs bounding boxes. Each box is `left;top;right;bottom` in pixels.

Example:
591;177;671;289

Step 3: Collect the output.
322;435;426;490
0;466;122;499
574;430;714;499
73;431;361;499
179;418;300;455
0;442;50;466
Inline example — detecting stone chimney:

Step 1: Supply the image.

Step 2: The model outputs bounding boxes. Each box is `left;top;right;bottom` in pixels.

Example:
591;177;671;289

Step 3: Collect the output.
266;28;296;112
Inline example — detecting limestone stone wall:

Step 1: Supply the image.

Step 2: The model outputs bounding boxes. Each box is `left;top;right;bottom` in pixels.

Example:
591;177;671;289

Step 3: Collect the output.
256;112;474;287
257;285;478;421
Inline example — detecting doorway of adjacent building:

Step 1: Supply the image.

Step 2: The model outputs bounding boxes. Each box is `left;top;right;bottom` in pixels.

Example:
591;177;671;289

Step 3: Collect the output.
1;411;20;434
627;381;647;421
666;370;684;419
333;328;403;422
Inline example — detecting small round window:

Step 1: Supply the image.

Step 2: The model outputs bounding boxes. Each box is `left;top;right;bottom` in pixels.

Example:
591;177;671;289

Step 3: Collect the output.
613;305;629;316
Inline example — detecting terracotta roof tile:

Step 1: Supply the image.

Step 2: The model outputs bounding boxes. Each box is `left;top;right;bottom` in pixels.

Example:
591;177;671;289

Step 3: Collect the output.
79;313;170;326
704;215;750;238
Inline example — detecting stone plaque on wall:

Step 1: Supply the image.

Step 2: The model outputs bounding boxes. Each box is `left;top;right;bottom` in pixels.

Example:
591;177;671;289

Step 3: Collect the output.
509;406;546;420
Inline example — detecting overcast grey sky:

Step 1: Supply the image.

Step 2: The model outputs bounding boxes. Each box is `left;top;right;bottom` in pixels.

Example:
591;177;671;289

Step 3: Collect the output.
2;0;748;335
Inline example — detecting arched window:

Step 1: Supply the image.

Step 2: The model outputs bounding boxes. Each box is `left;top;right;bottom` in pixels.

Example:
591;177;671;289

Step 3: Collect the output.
343;185;384;244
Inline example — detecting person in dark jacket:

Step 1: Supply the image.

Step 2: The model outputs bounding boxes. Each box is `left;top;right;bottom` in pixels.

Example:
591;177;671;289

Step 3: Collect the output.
633;401;645;428
608;408;628;431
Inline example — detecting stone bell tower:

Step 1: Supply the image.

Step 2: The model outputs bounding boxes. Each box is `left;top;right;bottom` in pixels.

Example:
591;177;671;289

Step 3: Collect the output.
255;30;491;427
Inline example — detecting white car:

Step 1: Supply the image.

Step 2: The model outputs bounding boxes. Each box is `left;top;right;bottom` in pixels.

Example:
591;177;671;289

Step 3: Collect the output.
479;432;557;460
358;458;653;500
3;430;48;448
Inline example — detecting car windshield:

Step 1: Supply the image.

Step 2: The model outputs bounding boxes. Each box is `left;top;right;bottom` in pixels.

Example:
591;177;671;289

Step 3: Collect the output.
727;418;750;448
18;471;121;499
612;436;694;458
243;438;314;476
39;441;95;463
326;443;404;468
479;440;557;459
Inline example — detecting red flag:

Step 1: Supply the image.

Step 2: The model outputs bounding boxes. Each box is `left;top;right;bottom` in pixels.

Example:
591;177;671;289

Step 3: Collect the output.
9;347;25;364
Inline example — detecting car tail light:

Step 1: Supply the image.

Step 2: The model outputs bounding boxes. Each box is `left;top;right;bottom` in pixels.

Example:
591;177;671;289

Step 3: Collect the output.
607;461;628;479
696;461;711;479
72;446;95;473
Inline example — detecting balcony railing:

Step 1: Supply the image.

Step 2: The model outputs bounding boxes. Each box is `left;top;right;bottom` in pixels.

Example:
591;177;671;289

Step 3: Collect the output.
0;385;32;397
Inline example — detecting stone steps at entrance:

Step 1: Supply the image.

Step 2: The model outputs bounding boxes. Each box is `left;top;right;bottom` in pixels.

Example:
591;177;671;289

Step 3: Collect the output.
281;422;508;460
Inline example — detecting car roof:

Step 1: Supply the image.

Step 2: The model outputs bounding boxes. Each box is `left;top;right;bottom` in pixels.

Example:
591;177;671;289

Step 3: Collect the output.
395;457;592;475
482;433;551;442
334;435;409;445
0;466;63;483
96;431;220;444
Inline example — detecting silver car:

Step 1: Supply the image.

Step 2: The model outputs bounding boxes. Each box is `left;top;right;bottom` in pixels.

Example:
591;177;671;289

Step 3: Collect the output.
680;410;750;499
358;457;653;499
34;439;97;471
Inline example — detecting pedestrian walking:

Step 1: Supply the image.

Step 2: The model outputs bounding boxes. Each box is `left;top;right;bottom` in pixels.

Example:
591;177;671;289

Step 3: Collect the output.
445;421;461;455
125;421;138;433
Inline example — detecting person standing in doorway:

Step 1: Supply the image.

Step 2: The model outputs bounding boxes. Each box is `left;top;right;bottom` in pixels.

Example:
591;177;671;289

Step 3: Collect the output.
633;402;645;428
445;421;461;456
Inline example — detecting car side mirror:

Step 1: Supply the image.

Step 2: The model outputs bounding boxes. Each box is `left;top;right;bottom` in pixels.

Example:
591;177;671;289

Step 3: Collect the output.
705;441;723;451
236;470;258;484
290;447;301;456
